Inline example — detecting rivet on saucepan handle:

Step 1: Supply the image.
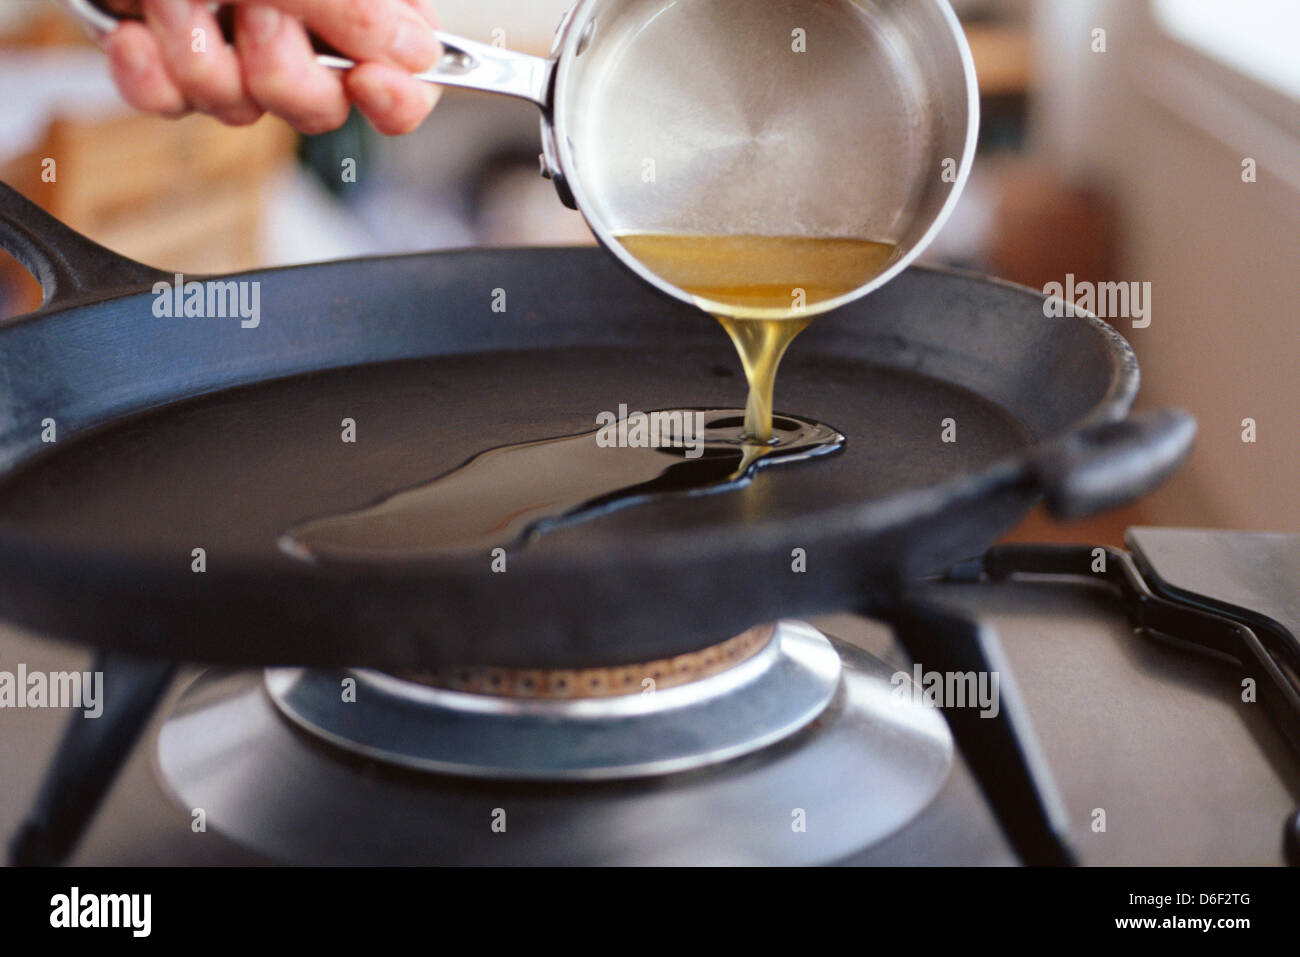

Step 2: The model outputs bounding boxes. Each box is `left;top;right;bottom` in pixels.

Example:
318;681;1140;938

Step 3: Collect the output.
1030;408;1197;520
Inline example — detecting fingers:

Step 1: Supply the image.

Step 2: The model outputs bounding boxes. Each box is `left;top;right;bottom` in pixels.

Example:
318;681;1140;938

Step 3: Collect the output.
340;0;442;134
142;0;263;125
257;0;441;73
105;21;188;116
104;0;443;135
236;5;350;134
346;61;440;135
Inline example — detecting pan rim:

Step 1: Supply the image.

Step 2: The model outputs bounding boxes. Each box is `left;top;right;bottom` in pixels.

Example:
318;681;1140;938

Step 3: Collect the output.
0;253;1138;580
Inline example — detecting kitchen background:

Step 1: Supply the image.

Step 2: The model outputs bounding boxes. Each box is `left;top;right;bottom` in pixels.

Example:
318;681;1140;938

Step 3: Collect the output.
0;0;1295;541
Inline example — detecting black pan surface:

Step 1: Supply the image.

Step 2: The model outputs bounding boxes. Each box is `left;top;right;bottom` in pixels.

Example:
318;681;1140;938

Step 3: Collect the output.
0;346;1029;556
0;183;1191;668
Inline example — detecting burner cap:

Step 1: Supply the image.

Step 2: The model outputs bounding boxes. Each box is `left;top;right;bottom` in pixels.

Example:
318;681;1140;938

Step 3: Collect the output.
264;621;841;780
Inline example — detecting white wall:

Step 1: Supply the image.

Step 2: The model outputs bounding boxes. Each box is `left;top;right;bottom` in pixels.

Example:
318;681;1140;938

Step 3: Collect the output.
1031;0;1299;532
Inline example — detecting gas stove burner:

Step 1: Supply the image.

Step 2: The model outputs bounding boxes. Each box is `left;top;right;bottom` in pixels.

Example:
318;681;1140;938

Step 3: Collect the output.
155;624;955;864
264;622;842;780
398;626;772;698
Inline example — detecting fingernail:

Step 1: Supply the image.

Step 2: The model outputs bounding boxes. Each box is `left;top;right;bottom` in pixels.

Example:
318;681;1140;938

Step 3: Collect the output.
422;83;439;110
244;7;282;45
390;17;441;70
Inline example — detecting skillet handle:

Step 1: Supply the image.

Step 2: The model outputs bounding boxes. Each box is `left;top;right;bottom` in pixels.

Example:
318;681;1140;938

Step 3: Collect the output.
1031;408;1196;520
0;180;164;311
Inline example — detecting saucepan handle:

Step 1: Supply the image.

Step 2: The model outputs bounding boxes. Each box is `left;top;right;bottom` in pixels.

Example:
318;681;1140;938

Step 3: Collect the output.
0;180;165;311
58;0;555;108
1030;408;1197;520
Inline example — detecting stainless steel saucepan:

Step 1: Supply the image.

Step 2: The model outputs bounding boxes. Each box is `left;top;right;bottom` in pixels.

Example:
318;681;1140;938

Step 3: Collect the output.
62;0;979;315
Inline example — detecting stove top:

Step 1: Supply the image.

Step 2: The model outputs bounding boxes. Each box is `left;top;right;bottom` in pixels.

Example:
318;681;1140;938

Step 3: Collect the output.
1;527;1296;866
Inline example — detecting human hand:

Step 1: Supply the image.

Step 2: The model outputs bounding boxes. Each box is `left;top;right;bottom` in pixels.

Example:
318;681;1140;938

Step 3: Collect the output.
104;0;443;134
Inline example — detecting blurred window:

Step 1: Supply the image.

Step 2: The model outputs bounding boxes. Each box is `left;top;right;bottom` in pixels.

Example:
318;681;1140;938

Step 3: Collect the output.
1152;0;1300;98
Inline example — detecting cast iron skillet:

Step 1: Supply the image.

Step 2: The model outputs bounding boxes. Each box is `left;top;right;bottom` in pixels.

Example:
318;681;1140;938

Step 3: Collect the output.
0;181;1193;669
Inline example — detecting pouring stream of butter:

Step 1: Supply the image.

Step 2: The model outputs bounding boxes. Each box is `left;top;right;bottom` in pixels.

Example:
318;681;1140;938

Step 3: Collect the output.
614;234;897;440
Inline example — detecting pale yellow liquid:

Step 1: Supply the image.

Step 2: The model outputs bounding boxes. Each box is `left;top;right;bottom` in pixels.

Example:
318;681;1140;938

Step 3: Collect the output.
615;234;898;440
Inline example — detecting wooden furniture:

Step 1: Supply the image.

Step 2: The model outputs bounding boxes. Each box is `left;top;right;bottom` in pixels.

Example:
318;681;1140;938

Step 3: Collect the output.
1;110;296;317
